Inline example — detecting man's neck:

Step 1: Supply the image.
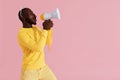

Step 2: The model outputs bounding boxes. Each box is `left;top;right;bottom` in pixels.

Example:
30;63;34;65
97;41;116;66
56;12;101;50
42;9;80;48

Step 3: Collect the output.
23;23;32;28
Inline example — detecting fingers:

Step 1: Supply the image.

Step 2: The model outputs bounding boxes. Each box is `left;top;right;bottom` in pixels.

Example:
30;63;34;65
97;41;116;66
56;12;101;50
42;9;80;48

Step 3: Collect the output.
42;19;54;30
45;19;53;27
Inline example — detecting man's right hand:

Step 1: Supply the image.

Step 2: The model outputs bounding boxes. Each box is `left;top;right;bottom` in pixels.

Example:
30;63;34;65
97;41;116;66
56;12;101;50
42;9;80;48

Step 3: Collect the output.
42;19;53;30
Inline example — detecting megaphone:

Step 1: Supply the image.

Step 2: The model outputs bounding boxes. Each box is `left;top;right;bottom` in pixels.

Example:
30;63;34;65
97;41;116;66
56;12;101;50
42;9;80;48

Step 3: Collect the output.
40;8;61;20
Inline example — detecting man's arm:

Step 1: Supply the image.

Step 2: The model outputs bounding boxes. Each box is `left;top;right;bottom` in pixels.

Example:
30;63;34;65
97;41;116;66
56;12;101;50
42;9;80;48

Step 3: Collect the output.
42;19;53;46
46;29;52;46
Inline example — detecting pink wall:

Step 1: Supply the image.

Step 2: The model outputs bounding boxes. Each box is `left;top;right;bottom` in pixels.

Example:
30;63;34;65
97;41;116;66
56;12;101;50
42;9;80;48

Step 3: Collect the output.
0;0;120;80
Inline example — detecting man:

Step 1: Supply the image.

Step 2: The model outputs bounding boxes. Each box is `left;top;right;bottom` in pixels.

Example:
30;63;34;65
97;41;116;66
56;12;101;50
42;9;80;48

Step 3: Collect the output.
17;8;57;80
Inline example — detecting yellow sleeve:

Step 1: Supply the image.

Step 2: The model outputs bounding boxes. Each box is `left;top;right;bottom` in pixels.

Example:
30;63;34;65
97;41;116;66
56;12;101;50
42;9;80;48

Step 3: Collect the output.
46;29;52;46
18;30;48;51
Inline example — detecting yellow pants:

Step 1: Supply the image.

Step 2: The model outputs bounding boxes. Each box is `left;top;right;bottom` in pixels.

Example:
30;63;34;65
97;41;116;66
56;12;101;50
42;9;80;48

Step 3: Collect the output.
20;65;57;80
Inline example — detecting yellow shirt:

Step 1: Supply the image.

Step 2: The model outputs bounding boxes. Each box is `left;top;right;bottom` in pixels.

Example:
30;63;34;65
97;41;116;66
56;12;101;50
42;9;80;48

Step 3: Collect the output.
17;26;52;70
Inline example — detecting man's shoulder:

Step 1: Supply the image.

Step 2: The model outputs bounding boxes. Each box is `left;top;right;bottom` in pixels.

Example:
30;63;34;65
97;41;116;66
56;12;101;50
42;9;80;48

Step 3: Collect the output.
33;26;42;31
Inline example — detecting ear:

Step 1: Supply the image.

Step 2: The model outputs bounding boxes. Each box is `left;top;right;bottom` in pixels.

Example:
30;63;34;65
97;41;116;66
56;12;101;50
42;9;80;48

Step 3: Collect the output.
22;18;28;24
21;16;26;22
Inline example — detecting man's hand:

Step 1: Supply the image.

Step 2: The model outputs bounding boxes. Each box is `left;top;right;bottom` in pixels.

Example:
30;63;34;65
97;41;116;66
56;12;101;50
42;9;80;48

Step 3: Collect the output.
42;19;53;30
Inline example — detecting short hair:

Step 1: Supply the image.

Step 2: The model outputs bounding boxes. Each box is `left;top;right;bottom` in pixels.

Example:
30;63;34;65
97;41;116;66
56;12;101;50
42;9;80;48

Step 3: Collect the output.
18;8;31;22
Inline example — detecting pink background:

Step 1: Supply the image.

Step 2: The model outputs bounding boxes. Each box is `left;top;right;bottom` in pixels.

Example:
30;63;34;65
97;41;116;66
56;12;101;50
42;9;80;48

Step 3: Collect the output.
0;0;120;80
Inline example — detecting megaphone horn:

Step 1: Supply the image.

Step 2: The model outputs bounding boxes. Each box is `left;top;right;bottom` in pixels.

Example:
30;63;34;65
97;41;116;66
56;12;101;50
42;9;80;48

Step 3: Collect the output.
40;8;61;20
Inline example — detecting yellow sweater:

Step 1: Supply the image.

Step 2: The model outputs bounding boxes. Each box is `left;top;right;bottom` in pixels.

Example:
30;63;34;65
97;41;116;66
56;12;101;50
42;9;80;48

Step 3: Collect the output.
17;26;52;70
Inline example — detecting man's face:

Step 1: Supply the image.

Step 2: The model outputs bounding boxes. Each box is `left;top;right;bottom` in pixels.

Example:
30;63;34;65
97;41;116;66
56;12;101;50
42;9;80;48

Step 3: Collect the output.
25;9;37;25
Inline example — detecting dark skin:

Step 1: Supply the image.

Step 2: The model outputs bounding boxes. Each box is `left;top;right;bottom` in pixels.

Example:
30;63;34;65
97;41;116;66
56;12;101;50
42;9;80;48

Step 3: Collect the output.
18;8;53;30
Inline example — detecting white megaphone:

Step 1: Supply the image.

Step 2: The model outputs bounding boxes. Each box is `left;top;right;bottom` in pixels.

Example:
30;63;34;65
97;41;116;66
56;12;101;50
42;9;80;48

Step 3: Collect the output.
40;8;61;20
